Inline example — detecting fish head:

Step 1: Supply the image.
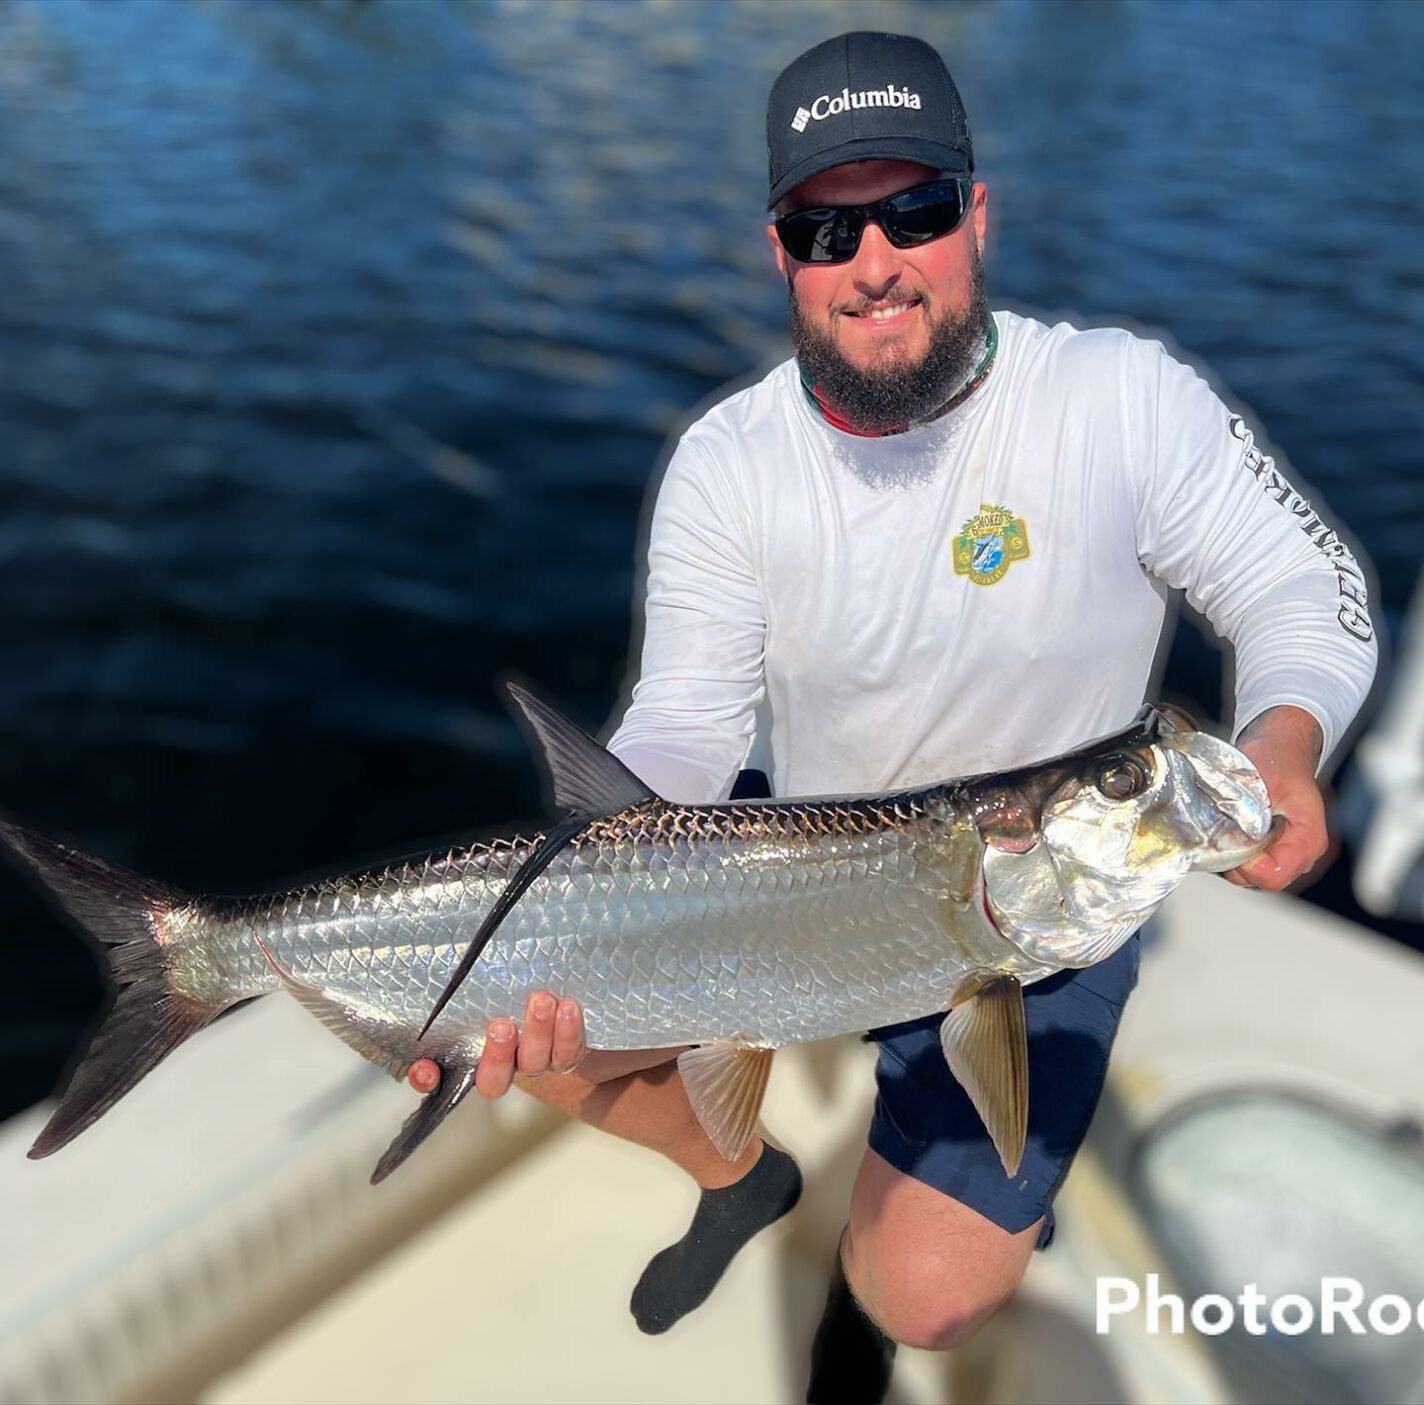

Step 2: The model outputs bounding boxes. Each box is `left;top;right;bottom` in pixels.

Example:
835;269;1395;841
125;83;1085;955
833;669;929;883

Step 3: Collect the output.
978;706;1272;967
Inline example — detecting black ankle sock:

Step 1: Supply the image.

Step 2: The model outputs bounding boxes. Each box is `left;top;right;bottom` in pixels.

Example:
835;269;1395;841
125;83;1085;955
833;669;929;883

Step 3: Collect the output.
630;1142;802;1335
805;1243;896;1405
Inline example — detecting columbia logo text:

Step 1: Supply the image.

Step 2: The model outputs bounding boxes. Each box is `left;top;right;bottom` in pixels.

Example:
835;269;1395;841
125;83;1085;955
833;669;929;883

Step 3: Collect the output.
791;86;922;130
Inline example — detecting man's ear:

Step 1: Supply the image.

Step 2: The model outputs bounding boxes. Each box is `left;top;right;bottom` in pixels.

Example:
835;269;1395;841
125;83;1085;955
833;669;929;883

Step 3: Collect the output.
765;223;789;279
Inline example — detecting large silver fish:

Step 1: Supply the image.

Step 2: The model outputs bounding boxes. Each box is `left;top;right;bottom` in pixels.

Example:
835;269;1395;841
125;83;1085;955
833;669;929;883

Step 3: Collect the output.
5;688;1272;1182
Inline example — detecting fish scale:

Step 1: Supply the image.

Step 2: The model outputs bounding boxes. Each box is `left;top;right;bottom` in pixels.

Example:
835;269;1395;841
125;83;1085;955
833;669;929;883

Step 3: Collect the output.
184;795;998;1053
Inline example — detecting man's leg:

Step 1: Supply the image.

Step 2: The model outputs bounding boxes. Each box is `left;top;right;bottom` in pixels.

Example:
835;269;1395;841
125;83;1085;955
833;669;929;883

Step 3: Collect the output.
433;993;801;1333
844;1149;1039;1348
467;995;756;1185
805;1151;1038;1404
510;1038;756;1188
807;934;1143;1401
520;1050;801;1331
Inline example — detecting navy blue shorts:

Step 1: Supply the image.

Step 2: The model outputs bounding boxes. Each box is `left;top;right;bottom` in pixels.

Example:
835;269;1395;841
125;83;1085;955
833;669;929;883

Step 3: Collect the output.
866;934;1141;1248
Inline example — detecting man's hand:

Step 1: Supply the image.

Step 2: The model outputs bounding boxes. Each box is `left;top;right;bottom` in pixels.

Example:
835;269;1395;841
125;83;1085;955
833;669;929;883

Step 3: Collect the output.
1224;705;1328;892
405;990;586;1099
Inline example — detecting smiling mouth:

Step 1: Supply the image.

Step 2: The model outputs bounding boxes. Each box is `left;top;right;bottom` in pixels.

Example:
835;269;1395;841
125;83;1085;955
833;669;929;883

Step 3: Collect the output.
844;296;922;324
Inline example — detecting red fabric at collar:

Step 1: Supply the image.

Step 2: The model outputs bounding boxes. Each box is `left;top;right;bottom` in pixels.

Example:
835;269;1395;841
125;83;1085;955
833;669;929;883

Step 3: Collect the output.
807;383;902;437
801;319;999;438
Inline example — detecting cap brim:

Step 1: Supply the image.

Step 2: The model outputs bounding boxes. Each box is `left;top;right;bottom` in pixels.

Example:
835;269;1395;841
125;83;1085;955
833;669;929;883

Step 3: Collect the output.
768;137;972;209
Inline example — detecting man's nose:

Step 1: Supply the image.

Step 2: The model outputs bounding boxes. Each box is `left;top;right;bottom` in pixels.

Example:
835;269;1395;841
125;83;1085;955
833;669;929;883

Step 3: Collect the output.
850;219;903;299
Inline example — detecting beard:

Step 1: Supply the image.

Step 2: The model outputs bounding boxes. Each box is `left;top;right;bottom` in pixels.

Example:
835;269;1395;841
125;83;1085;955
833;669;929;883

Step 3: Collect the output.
790;241;991;433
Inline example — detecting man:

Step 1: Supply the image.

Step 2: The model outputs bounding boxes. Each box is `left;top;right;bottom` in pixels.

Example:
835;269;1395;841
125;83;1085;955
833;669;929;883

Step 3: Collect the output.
409;31;1377;1401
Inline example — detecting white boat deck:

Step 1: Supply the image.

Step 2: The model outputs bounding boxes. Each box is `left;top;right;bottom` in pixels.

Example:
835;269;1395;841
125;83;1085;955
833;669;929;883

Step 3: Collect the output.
4;873;1423;1404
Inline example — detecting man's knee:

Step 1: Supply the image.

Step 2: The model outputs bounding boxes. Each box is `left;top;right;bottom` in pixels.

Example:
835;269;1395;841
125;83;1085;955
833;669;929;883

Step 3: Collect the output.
842;1225;1025;1352
849;1272;1014;1352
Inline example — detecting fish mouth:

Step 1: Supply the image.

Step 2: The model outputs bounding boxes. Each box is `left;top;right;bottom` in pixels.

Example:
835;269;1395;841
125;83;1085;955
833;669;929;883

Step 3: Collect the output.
1160;731;1273;870
1197;822;1276;872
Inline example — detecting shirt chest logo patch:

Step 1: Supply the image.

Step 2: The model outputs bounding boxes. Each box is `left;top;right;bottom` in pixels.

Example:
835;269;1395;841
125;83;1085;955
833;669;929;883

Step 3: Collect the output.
953;503;1031;586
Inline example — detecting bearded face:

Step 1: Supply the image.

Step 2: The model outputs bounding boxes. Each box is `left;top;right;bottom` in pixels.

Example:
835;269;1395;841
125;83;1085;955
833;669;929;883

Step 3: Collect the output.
769;159;992;433
789;240;990;432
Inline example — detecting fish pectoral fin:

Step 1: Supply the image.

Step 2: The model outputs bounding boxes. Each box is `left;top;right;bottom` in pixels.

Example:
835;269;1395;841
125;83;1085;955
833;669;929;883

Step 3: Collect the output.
253;934;412;1078
370;1063;477;1185
677;1042;774;1162
939;975;1029;1178
505;678;661;813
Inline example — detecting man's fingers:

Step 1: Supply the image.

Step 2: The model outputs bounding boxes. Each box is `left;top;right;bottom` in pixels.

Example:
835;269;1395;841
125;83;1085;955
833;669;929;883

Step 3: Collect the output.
517;991;558;1074
407;1057;441;1094
1224;812;1327;892
1256;825;1326;889
466;996;582;1097
475;1018;518;1098
1228;852;1286;891
549;999;586;1073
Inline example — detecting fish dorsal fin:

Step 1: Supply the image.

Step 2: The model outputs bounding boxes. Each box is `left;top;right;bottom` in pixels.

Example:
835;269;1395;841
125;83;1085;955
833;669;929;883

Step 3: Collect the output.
419;680;658;1043
254;935;413;1078
677;1042;775;1161
506;680;658;815
939;974;1029;1177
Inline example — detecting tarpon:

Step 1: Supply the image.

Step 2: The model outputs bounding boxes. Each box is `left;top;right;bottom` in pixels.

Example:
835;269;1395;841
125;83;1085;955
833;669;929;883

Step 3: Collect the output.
3;686;1272;1182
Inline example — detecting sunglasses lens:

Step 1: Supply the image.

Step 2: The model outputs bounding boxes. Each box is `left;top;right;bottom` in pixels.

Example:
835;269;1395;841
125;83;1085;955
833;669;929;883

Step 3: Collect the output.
776;180;969;264
777;209;864;264
882;181;968;246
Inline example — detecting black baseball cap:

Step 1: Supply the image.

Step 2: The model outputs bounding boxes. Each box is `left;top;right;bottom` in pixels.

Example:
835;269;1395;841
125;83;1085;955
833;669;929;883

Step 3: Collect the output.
766;32;973;210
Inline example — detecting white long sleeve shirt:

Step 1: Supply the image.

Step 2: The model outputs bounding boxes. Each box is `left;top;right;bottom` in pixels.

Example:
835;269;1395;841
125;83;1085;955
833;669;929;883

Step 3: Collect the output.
608;310;1377;804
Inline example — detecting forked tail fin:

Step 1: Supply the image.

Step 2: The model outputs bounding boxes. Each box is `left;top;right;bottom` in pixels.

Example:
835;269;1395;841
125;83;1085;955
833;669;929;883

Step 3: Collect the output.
0;819;222;1158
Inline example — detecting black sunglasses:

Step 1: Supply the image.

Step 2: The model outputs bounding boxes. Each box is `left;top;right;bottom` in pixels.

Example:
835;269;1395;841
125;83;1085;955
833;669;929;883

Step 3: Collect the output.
774;177;973;266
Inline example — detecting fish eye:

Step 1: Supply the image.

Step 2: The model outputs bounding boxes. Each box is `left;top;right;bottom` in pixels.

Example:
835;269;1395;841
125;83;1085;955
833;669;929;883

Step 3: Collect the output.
1094;755;1151;801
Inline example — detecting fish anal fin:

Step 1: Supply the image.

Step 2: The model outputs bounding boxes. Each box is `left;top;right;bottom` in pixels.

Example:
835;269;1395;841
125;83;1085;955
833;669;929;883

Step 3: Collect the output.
939;975;1028;1177
505;679;659;814
253;935;412;1079
371;1064;477;1184
677;1042;774;1162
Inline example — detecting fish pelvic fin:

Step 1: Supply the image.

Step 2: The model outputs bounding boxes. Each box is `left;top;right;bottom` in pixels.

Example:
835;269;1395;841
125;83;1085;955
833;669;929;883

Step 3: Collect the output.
677;1042;775;1162
939;975;1029;1178
371;1063;477;1184
0;818;223;1159
252;935;414;1080
504;678;659;814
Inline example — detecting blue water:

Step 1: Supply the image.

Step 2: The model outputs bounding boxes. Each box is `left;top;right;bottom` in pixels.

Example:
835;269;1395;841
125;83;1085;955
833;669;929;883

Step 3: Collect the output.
0;0;1420;1118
